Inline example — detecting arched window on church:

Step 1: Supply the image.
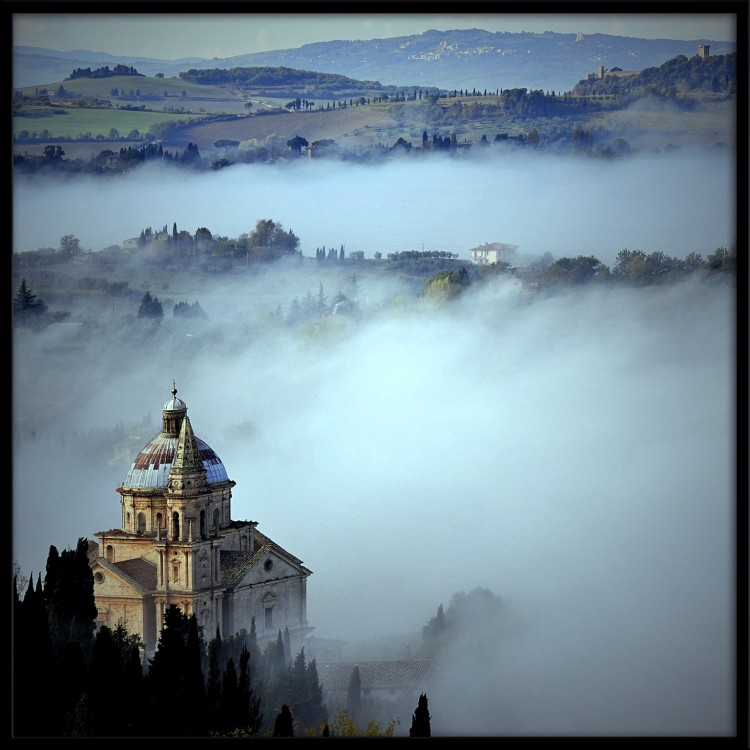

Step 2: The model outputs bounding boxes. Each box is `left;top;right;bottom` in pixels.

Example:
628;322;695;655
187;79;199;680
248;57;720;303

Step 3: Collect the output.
106;544;114;562
200;509;207;538
172;511;180;541
137;512;146;534
265;605;273;630
212;508;220;531
172;563;179;583
156;512;163;531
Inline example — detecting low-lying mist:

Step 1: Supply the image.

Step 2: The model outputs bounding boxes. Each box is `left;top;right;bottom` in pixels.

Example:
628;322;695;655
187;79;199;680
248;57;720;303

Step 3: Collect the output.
13;146;736;267
13;255;735;734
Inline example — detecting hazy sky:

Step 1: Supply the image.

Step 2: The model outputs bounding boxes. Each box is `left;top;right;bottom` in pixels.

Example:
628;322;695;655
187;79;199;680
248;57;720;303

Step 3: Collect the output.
12;12;737;59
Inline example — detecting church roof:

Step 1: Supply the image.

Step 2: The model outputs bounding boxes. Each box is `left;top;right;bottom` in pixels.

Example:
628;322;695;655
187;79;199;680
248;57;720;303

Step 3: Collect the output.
163;393;186;411
220;549;259;587
91;554;157;594
219;529;312;588
121;386;229;488
113;557;158;591
468;241;519;253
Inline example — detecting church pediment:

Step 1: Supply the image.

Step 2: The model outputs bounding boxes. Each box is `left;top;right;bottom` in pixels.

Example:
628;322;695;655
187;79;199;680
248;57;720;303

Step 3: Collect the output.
92;558;155;597
221;545;309;589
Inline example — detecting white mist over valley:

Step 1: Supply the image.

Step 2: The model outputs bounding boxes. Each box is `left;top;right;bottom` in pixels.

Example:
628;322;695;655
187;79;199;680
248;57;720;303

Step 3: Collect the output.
13;147;735;266
12;147;736;736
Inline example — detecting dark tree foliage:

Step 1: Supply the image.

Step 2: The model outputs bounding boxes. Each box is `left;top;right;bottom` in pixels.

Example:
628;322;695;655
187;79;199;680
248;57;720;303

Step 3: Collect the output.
284;626;292;664
146;606;206;736
236;218;300;262
185;614;209;735
206;624;266;736
13;278;48;328
303;658;328;730
206;627;223;730
219;657;240;734
421;587;509;661
57;640;90;735
269;630;292;714
14;573;55;736
574;52;737;98
346;665;362;719
285;648;328;731
273;704;295;737
287;135;309;155
87;625;129;736
137;291;164;319
538;255;610;288
45;538;97;662
409;693;432;737
247;617;263;689
68;64;141;79
237;645;263;735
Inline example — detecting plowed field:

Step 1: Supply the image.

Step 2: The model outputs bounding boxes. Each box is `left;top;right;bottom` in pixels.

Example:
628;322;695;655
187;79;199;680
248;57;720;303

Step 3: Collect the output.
170;106;400;153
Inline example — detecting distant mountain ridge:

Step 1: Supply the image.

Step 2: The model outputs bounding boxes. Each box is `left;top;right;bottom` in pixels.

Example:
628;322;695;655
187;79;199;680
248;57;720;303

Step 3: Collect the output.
13;28;735;92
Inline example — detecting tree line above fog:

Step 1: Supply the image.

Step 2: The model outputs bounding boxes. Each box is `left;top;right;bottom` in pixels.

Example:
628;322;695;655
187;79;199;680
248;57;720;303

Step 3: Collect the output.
12;217;736;333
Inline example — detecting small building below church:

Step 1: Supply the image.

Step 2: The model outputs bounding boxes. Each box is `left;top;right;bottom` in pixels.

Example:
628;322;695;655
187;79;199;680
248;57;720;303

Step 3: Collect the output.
88;385;313;659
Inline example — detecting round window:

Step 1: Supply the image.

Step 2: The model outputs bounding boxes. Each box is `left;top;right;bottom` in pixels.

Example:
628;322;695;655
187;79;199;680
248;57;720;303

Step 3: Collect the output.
264;559;273;572
94;572;104;584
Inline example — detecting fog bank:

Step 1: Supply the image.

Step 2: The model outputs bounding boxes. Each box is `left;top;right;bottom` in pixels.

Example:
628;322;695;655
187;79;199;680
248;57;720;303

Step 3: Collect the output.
13;267;735;735
13;147;736;266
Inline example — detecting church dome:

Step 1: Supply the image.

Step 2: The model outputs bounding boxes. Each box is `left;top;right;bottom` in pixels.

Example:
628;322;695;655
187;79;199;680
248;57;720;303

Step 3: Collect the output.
163;393;186;411
122;386;230;489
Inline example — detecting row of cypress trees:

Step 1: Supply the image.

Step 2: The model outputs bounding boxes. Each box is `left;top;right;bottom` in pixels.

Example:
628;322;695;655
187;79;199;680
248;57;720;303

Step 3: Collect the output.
14;537;433;737
12;537;328;737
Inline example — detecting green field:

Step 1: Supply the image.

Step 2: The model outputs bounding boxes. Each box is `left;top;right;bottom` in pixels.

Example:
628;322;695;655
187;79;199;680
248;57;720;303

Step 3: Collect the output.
16;74;238;101
13;106;212;140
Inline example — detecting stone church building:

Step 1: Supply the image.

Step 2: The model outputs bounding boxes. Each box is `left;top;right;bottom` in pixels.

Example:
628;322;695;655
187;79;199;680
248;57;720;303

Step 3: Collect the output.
88;385;313;659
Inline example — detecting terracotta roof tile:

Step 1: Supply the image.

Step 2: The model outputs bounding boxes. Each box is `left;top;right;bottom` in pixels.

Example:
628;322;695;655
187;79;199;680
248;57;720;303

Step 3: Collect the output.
113;557;158;590
317;660;433;692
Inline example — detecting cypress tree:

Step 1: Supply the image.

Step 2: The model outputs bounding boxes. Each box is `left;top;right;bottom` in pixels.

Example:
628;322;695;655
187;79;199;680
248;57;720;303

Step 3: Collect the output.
185;614;208;735
304;658;328;730
45;539;97;662
238;644;263;735
273;704;294;737
87;625;123;736
346;665;361;720
146;605;192;736
289;648;308;725
409;693;432;737
247;616;262;689
15;573;54;736
220;657;239;734
57;640;88;728
206;628;223;732
283;626;292;666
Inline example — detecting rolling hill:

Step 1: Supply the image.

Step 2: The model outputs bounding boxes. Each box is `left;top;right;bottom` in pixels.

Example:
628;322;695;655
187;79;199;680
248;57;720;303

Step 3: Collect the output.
14;28;736;93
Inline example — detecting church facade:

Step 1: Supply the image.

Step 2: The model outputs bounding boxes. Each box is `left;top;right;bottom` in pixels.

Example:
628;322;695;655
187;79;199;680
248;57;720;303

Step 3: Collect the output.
88;386;313;658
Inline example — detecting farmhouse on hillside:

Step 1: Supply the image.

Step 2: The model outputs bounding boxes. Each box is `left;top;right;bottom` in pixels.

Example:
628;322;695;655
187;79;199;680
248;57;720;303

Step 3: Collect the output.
469;241;519;265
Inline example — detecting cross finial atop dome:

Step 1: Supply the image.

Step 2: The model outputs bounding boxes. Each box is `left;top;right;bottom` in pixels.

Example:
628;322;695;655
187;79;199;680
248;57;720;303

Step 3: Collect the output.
172;381;177;398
